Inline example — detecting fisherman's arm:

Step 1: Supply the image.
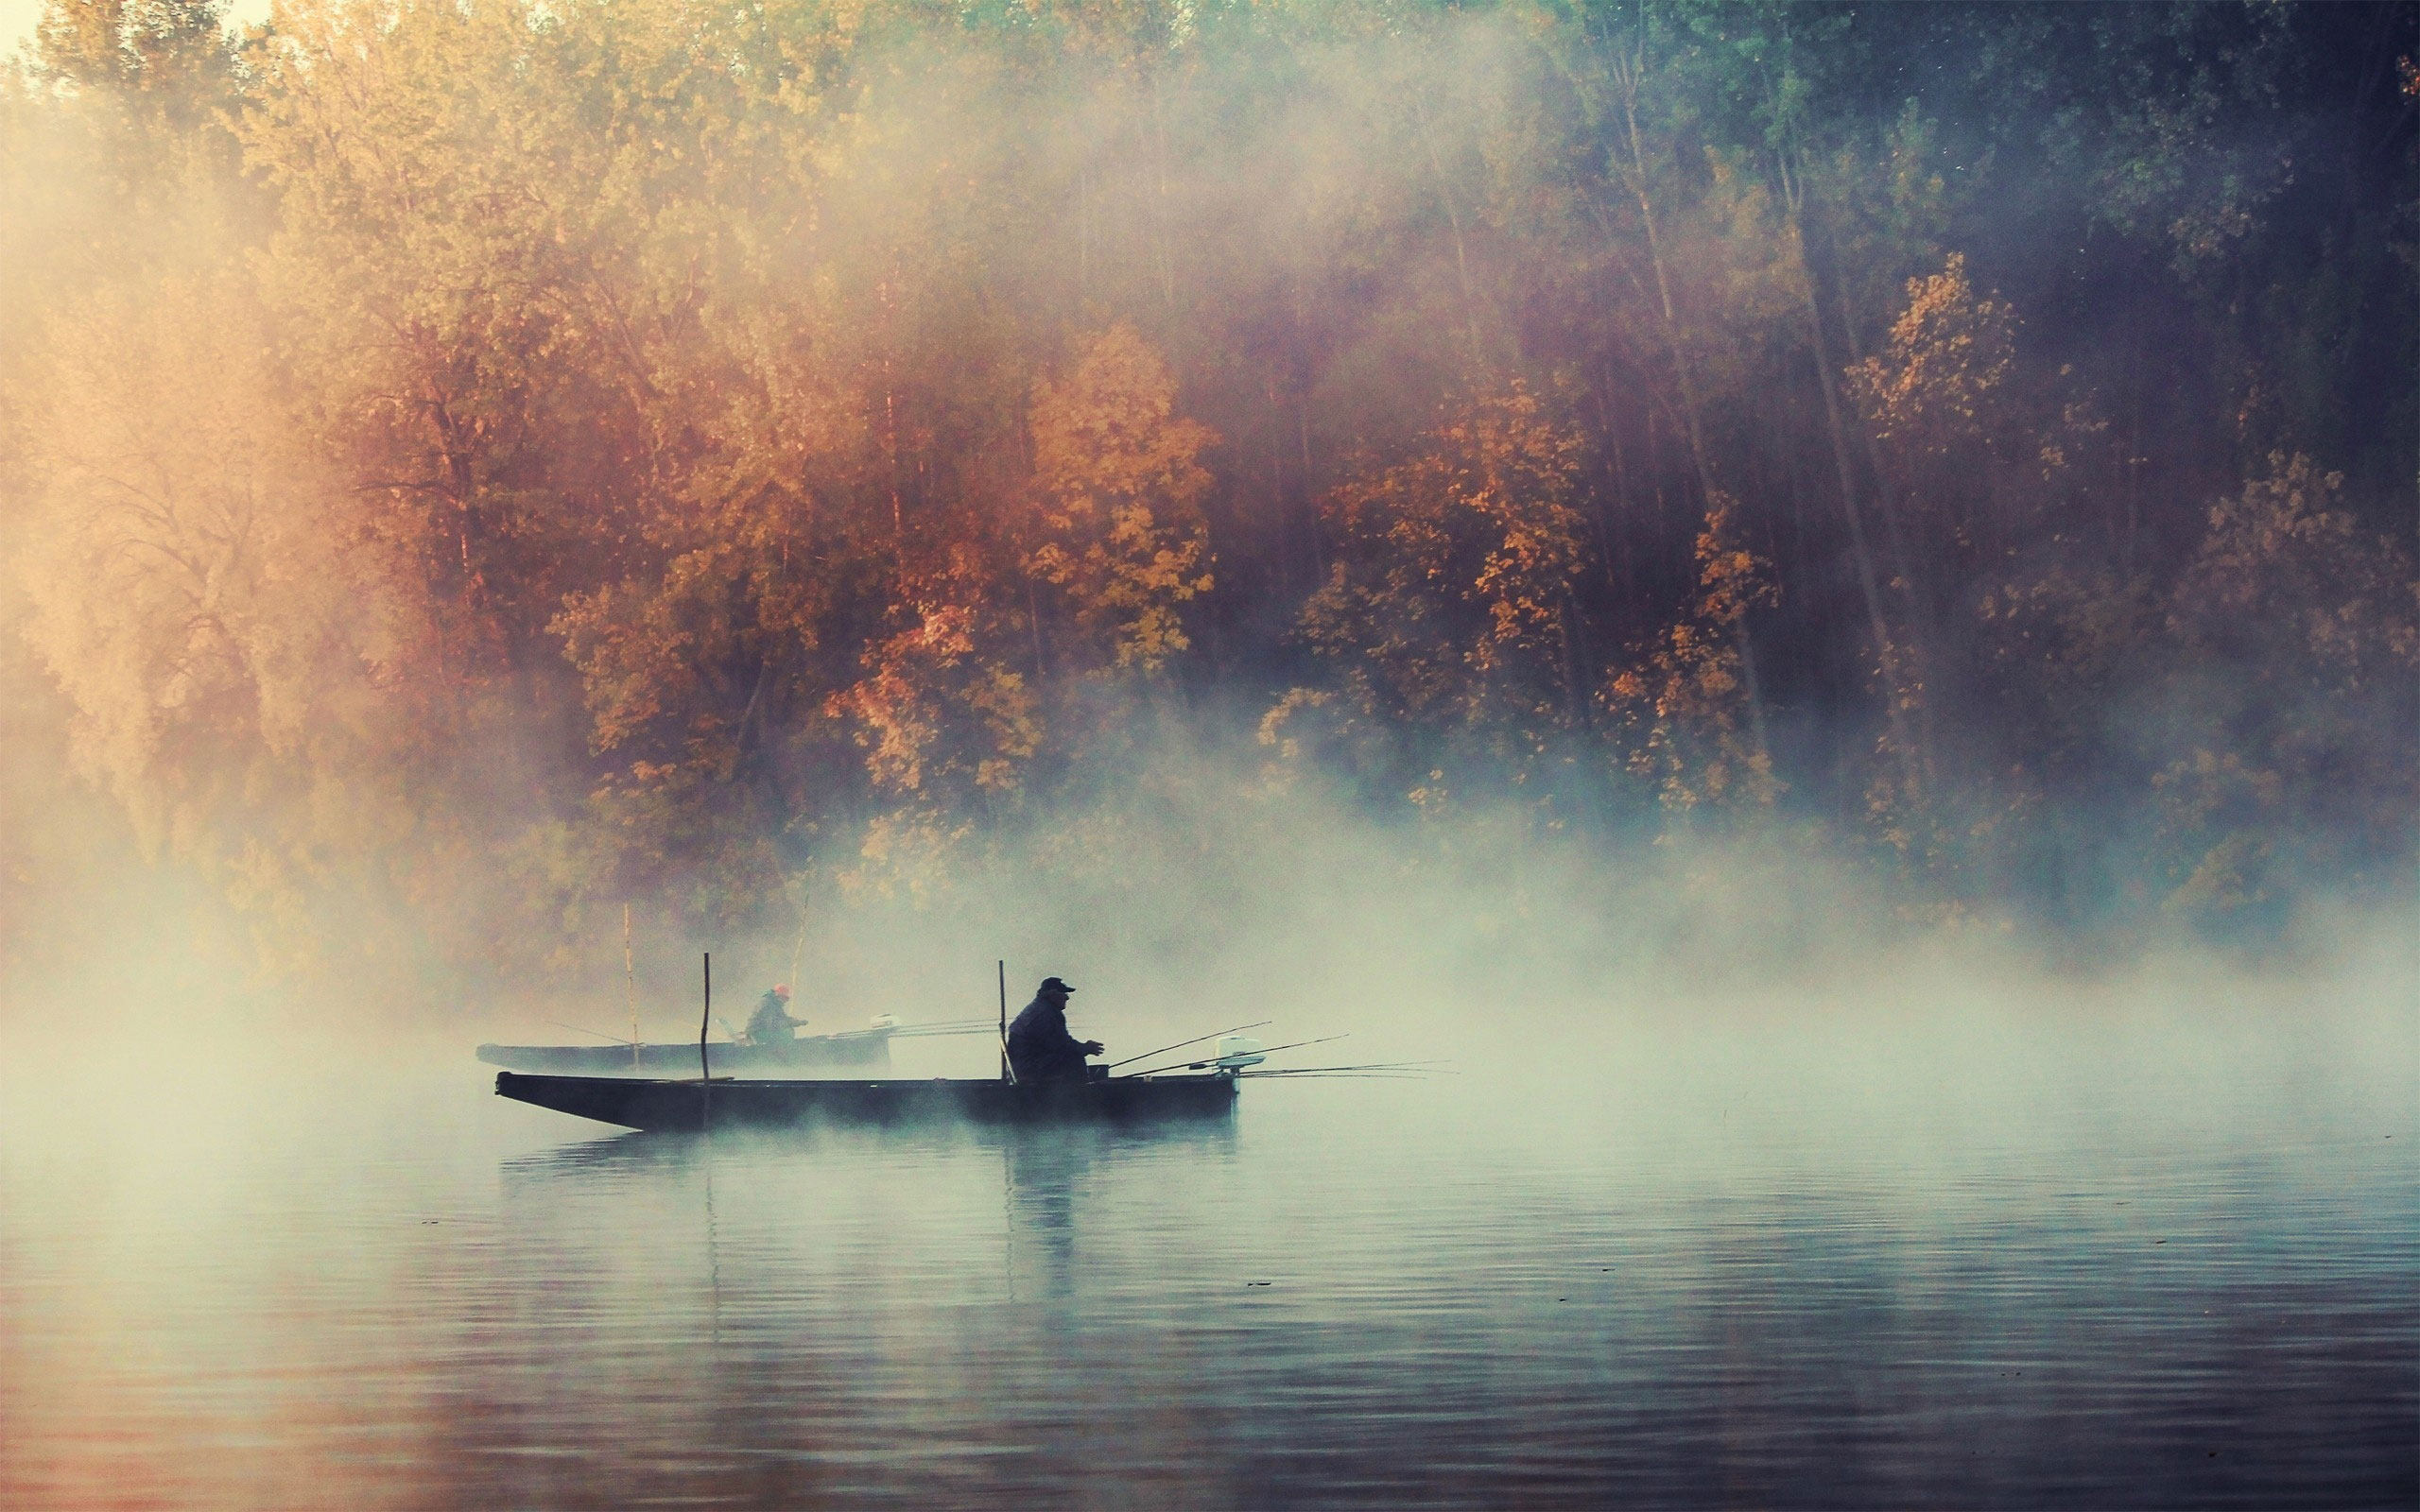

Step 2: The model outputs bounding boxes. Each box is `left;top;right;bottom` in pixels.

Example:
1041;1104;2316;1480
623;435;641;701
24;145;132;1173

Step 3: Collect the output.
1051;1017;1101;1058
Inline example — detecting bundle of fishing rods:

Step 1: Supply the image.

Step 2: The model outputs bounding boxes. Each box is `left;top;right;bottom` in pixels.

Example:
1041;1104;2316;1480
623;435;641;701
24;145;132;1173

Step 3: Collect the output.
544;1015;998;1046
1102;1020;1445;1082
866;1018;997;1041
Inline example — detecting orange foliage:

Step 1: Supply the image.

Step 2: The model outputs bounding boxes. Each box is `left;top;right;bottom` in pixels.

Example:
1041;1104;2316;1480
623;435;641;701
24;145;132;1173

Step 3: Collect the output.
1276;383;1595;799
1604;496;1780;819
1027;324;1218;675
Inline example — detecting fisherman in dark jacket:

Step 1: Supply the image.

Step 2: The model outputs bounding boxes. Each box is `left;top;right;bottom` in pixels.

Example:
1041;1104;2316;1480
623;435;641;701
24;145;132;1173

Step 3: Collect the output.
745;984;802;1045
1006;976;1102;1083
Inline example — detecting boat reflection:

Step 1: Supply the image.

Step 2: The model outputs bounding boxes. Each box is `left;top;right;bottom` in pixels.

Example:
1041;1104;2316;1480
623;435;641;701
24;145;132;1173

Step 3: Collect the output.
499;1112;1237;1183
492;1114;1244;1378
999;1122;1239;1304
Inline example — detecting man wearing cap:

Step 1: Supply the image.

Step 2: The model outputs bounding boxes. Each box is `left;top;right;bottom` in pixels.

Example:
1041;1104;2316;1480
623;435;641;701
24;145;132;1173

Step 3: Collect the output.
745;984;803;1045
1006;976;1103;1084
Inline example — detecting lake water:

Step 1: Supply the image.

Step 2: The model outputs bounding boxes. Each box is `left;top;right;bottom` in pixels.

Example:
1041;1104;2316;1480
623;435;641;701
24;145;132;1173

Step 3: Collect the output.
2;987;2413;1508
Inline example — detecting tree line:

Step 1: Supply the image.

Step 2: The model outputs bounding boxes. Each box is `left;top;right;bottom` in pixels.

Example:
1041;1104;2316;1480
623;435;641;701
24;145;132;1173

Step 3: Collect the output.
2;0;2412;973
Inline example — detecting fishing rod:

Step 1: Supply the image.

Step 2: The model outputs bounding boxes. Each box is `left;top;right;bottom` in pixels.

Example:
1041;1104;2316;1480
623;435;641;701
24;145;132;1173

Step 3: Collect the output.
820;1018;994;1040
883;1019;999;1039
1230;1060;1452;1076
1100;1020;1274;1074
1232;1072;1432;1080
1238;1061;1450;1073
1118;1032;1350;1077
547;1019;638;1046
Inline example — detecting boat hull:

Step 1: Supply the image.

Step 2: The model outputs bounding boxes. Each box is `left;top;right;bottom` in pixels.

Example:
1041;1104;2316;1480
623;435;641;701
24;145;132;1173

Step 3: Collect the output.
477;1032;891;1074
493;1072;1238;1132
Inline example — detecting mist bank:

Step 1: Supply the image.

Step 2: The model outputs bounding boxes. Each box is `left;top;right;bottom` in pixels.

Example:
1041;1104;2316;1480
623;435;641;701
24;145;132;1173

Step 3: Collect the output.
0;0;2411;989
7;713;2416;1046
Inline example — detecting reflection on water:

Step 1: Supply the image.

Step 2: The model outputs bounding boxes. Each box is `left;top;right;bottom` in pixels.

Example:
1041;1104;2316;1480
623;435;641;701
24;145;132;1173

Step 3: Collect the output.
1;1009;2413;1509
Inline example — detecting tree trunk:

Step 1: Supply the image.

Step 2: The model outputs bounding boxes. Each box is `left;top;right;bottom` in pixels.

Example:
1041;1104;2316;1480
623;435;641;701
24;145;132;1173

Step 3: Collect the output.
1782;167;1924;806
1815;200;1937;793
1614;53;1772;770
1411;94;1486;376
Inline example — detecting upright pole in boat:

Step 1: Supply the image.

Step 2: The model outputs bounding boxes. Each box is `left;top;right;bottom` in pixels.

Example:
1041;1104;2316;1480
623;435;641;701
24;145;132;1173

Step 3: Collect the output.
625;902;639;1072
997;959;1014;1085
700;953;713;1127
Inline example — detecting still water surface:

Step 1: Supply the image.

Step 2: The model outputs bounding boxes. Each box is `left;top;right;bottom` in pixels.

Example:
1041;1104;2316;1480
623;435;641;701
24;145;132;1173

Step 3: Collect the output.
2;997;2412;1508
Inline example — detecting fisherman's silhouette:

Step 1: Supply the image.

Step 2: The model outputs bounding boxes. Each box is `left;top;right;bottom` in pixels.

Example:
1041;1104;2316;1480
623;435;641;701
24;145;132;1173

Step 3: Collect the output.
1002;1123;1237;1306
1004;1130;1087;1304
745;984;802;1045
1005;976;1102;1083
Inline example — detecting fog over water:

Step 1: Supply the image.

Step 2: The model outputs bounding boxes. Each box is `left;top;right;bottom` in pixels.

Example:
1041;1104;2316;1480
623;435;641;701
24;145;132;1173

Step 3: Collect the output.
1;1;2414;1501
3;861;2412;1508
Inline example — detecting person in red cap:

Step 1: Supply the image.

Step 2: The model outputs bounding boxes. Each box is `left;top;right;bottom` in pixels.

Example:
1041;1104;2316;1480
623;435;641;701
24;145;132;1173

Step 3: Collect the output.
745;983;804;1045
1006;976;1102;1083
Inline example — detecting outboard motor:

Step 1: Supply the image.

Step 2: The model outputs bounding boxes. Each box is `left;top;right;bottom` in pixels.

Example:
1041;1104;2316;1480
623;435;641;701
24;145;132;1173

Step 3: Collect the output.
1212;1036;1266;1072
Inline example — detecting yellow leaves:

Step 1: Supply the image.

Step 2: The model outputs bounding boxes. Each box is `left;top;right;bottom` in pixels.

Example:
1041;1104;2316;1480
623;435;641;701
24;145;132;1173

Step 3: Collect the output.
1697;145;1803;335
1846;252;2014;454
14;0;2410;979
2135;454;2420;910
1303;381;1591;741
2172;452;2419;684
1027;323;1217;675
1254;686;1332;765
1031;323;1214;508
553;576;700;753
968;665;1039;772
826;600;973;793
2152;751;2284;919
2152;747;2282;823
1407;768;1451;816
1603;497;1779;817
8;263;458;963
2163;831;2273;917
838;809;977;903
824;597;1038;802
1688;491;1779;631
1270;382;1611;814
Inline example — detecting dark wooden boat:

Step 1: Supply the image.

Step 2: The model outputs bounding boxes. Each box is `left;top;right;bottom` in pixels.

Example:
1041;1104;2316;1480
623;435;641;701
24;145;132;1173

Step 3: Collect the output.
493;1070;1240;1132
477;1028;892;1075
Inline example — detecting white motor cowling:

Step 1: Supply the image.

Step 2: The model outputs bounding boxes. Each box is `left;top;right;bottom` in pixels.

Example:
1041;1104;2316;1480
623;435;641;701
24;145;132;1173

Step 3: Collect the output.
1213;1035;1266;1071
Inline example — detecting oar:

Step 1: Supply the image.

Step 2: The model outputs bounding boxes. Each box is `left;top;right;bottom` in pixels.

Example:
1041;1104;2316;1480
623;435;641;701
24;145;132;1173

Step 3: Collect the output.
1101;1021;1274;1074
1123;1033;1349;1076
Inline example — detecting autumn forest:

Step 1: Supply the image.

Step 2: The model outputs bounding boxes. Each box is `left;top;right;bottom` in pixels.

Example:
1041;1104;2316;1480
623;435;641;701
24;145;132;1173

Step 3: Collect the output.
2;0;2413;983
